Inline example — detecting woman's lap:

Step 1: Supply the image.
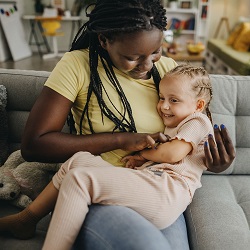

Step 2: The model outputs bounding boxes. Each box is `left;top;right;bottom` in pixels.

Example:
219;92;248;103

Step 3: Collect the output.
73;204;189;250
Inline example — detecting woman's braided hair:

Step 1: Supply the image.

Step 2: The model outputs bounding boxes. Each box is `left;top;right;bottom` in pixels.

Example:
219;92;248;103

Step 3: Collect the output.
70;0;167;134
167;64;213;123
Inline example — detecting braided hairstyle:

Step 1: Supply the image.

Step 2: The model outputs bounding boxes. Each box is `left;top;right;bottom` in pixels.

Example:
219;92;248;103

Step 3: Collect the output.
167;64;213;123
70;0;167;134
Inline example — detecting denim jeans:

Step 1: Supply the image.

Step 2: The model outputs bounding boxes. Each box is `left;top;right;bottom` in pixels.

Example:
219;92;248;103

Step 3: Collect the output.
73;204;189;250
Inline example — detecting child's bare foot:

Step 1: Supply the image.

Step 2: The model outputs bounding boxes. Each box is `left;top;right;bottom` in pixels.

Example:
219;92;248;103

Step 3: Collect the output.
0;208;39;239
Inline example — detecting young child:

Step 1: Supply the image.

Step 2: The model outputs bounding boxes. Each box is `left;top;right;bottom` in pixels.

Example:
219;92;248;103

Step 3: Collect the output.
0;64;214;250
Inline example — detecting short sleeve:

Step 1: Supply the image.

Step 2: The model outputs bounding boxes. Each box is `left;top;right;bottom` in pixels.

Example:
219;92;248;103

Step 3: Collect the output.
44;50;89;102
172;113;213;153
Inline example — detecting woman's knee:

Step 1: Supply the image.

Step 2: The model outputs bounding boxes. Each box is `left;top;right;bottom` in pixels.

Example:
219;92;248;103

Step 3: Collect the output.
73;204;173;250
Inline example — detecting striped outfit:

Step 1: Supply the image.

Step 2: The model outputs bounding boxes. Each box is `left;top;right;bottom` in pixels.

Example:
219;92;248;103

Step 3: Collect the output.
43;112;213;250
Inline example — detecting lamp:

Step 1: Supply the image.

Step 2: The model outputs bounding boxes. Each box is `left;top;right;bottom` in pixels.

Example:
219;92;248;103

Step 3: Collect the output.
214;0;230;38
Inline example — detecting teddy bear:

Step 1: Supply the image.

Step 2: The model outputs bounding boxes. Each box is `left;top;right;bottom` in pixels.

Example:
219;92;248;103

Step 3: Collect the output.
0;150;61;208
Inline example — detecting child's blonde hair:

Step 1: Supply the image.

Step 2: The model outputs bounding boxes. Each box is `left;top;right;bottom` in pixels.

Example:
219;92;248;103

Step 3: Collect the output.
166;64;213;123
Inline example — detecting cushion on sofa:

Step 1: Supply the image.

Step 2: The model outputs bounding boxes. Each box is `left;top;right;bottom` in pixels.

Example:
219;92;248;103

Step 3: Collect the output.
209;75;250;174
227;22;244;46
0;85;8;165
185;175;250;249
0;69;50;153
185;75;250;249
233;22;250;52
0;69;70;153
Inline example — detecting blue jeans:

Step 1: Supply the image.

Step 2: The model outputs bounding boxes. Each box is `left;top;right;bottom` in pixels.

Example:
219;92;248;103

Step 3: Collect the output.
73;205;189;250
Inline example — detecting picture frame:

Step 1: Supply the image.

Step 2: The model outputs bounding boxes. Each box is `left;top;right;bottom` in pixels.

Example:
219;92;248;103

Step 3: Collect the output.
180;1;192;9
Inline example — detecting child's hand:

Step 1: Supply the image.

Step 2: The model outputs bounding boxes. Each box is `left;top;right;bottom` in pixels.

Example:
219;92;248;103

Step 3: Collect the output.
122;154;147;169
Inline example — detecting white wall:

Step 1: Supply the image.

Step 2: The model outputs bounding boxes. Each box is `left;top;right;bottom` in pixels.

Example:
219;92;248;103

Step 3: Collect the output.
207;0;250;39
21;0;84;52
15;0;250;52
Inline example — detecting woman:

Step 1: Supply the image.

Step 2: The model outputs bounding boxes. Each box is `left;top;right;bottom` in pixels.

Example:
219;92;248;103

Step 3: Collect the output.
41;65;215;250
1;0;235;249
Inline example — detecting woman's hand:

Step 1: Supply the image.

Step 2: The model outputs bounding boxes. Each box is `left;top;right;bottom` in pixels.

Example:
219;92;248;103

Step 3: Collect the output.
118;132;168;152
204;124;235;173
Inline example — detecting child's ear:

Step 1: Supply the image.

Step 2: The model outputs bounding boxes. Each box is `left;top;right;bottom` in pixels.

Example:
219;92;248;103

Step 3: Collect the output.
196;99;205;112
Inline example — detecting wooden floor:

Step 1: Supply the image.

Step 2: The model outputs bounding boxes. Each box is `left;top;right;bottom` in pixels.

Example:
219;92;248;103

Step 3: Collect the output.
0;53;62;72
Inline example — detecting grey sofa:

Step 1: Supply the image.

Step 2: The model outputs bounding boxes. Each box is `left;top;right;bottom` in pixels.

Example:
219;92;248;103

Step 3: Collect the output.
0;68;250;249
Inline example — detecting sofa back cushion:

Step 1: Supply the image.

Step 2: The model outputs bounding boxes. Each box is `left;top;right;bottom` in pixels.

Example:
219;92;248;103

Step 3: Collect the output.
0;69;51;153
0;69;249;174
209;74;250;174
0;85;8;165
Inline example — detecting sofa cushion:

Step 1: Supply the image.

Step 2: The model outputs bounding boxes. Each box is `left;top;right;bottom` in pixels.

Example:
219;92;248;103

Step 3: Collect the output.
233;22;250;52
227;22;244;46
0;69;71;153
0;69;49;153
186;75;250;249
0;85;8;165
209;75;250;175
185;175;250;250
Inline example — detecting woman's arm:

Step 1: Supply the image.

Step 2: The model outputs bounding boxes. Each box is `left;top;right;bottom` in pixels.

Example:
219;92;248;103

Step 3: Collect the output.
21;87;166;163
140;139;192;164
204;124;235;173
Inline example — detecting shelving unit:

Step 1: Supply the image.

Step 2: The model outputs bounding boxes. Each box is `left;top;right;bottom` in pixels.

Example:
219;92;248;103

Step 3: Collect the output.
165;7;198;45
164;0;210;45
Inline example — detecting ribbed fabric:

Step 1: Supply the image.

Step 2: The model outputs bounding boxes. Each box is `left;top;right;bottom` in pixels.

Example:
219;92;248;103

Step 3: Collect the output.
43;152;189;250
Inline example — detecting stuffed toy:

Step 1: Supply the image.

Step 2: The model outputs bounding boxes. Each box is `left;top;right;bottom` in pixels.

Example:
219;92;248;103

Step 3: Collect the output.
0;150;61;208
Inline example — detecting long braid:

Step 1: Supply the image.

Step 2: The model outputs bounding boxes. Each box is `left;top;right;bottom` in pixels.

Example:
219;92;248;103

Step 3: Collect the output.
69;0;167;134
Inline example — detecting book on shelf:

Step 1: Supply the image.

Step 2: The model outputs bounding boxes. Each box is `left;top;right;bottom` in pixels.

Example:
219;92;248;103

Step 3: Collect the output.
170;17;195;31
201;5;208;19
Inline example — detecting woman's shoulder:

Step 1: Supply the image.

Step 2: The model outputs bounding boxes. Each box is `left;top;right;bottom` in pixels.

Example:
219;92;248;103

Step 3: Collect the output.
44;49;90;102
155;56;178;78
63;49;89;64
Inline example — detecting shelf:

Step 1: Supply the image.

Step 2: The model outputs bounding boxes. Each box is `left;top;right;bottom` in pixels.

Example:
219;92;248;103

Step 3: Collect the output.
165;8;198;14
179;30;196;35
164;1;210;45
165;51;204;62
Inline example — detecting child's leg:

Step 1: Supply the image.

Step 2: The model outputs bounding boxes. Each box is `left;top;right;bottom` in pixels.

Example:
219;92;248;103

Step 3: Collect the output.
0;151;98;239
52;151;112;189
42;157;184;250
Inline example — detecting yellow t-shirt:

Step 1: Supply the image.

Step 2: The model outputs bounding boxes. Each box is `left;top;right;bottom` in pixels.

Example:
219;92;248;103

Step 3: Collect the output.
45;49;177;166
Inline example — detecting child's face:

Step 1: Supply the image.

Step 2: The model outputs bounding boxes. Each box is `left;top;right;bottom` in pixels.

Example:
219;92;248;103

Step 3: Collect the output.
157;75;201;128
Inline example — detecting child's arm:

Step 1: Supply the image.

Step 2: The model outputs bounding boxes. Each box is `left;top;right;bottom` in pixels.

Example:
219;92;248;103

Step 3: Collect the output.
140;138;193;164
122;138;193;168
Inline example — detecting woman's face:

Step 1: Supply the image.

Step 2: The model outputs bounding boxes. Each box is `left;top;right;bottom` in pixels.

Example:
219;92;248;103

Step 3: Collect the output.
99;28;163;79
